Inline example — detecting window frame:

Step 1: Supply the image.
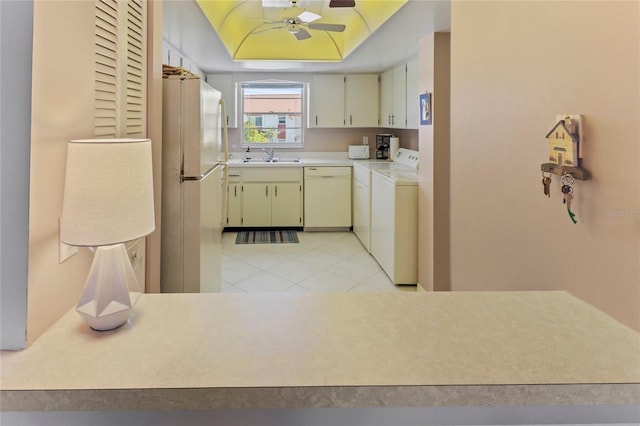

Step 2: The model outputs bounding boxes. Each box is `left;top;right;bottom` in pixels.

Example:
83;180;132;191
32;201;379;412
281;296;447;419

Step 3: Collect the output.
240;80;305;149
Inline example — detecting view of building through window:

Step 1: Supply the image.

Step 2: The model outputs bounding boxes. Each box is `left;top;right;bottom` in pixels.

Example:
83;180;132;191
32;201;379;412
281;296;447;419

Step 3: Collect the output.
241;82;304;147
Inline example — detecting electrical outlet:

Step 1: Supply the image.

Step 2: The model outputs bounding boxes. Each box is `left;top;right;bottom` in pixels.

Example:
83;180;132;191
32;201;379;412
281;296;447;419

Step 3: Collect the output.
363;136;368;145
59;219;78;263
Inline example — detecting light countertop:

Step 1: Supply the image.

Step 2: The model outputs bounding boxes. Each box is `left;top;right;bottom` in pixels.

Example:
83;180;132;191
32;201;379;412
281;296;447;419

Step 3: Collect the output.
1;291;639;411
227;151;381;168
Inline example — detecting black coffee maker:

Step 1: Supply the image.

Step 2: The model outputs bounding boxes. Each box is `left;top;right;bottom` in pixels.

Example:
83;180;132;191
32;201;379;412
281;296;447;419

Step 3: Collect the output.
376;134;392;160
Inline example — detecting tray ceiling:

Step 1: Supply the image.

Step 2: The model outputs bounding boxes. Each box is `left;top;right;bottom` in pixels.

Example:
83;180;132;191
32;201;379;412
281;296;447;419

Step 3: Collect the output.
196;0;407;62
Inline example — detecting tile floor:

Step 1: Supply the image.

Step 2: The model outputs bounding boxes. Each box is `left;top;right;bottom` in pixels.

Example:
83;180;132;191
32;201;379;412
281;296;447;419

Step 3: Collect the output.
221;231;417;293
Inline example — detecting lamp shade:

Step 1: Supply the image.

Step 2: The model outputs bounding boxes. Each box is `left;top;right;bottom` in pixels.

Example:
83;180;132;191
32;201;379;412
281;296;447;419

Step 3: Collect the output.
60;138;155;247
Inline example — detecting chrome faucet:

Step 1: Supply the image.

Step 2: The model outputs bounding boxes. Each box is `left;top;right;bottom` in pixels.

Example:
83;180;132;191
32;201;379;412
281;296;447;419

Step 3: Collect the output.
261;147;275;161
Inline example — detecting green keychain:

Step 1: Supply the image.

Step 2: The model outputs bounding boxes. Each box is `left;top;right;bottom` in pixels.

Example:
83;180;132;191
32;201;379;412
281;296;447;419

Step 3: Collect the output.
561;174;577;224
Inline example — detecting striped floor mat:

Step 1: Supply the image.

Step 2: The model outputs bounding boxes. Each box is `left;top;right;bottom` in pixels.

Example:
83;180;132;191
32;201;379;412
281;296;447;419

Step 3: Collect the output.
235;230;299;245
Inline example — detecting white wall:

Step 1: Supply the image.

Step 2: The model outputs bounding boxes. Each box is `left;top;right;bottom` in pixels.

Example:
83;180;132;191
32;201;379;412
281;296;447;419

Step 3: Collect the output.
0;0;32;350
449;1;640;330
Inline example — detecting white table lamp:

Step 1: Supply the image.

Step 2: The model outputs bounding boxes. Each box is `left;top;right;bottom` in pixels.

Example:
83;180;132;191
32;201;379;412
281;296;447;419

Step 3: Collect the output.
60;138;155;331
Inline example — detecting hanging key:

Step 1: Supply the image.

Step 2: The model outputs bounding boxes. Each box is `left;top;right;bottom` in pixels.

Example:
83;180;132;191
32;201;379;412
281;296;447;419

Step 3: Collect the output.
561;173;577;224
561;184;572;203
542;173;551;197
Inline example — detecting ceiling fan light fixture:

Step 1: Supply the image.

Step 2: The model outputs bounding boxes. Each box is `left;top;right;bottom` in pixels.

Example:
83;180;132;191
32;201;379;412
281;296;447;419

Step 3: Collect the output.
297;10;321;23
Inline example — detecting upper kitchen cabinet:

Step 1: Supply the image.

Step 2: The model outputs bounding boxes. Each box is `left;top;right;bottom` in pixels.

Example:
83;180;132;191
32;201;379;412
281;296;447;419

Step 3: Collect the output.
405;58;419;129
380;70;393;127
309;74;379;128
379;59;419;130
380;65;405;128
206;74;237;128
309;74;345;128
345;74;379;127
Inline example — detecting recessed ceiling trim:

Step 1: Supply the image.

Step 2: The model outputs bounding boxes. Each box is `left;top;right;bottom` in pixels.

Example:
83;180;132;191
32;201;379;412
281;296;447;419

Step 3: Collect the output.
353;7;370;34
326;32;343;60
218;1;248;31
235;23;268;59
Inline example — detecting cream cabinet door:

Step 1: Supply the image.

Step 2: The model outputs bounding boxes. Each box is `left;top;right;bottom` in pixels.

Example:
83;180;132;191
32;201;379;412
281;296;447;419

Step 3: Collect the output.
226;182;242;227
380;69;393;127
271;182;302;227
242;183;271;227
309;74;344;128
391;64;407;128
352;179;371;252
405;58;419;129
226;170;242;227
345;74;379;127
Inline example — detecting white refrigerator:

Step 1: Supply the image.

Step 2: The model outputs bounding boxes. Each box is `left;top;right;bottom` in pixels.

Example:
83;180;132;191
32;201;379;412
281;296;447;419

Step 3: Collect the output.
161;77;227;293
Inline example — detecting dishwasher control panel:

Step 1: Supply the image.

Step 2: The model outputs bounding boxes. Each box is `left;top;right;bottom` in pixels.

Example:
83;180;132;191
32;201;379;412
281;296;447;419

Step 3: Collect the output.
304;166;352;177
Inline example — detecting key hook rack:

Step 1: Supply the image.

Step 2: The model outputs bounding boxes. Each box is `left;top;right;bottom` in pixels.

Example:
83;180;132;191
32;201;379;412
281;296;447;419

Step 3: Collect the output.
540;163;589;180
541;115;590;224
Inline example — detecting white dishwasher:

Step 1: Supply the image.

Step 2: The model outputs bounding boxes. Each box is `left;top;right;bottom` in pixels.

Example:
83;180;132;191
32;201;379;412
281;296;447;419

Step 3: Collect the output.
304;166;352;230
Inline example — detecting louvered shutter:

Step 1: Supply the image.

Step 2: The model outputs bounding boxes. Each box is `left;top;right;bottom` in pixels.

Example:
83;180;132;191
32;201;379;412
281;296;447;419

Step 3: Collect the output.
95;0;119;137
94;0;145;138
125;0;144;136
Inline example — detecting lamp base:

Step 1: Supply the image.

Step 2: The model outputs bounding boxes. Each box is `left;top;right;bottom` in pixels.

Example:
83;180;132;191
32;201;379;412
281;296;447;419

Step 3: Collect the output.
76;244;141;331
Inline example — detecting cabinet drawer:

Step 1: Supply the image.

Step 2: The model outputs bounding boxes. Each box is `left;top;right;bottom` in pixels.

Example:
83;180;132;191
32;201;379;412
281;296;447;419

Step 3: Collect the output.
243;168;301;182
228;169;242;182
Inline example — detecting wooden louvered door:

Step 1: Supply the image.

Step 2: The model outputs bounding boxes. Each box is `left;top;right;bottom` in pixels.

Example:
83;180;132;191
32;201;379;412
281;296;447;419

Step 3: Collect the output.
94;0;146;138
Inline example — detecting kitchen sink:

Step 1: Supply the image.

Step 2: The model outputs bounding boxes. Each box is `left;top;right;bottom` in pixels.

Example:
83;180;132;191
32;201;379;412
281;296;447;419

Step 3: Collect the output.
241;158;302;164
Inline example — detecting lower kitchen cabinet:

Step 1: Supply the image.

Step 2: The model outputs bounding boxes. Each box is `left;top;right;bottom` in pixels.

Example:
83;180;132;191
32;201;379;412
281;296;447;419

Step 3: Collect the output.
227;167;303;228
352;164;371;251
242;183;272;227
271;182;302;226
226;172;242;227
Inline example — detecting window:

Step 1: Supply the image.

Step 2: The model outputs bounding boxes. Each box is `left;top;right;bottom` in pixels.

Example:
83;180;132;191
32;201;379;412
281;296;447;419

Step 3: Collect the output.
241;81;304;148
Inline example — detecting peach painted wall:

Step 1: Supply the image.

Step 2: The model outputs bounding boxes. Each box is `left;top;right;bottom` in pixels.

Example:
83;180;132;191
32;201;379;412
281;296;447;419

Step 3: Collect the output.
450;2;640;330
27;1;96;343
417;33;451;292
26;1;164;342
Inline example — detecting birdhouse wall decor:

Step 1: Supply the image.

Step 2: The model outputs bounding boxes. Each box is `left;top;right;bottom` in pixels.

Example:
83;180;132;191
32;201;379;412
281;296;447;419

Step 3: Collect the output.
546;117;579;167
540;114;589;180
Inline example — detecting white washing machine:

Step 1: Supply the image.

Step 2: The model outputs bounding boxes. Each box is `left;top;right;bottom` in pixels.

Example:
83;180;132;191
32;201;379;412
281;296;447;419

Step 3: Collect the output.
370;149;419;284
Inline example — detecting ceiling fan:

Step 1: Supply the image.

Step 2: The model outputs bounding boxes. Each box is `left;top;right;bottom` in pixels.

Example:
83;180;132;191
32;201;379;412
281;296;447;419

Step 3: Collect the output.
254;0;346;41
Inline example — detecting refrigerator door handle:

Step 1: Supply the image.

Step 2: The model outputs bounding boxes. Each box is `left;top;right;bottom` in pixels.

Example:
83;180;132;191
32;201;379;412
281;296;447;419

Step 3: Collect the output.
182;165;218;182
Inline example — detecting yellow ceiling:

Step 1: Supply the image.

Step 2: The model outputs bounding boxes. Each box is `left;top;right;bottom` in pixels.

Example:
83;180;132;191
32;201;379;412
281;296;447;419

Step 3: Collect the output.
196;0;408;62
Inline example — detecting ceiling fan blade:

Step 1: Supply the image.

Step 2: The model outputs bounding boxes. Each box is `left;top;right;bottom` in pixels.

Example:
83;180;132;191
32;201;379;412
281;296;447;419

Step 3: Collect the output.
329;0;355;7
253;18;281;23
307;23;346;32
294;28;312;40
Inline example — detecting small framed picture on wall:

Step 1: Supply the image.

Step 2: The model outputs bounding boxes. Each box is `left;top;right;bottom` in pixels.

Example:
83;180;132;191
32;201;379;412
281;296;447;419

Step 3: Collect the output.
420;93;432;125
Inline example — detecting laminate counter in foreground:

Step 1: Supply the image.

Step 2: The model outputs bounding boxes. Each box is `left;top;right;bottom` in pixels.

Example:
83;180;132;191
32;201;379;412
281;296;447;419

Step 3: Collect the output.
1;291;639;417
